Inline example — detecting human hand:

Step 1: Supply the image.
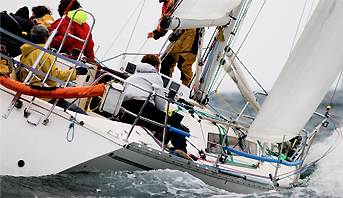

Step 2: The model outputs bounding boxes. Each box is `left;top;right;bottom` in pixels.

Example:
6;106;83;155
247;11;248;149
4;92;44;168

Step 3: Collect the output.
167;0;175;8
147;32;154;39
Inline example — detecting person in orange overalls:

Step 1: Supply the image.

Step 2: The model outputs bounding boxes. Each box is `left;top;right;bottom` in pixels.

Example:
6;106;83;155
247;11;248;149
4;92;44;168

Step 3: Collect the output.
147;0;199;87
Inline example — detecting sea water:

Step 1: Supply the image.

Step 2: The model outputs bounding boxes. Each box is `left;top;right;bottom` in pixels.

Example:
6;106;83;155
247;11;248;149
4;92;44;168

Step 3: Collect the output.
1;91;342;197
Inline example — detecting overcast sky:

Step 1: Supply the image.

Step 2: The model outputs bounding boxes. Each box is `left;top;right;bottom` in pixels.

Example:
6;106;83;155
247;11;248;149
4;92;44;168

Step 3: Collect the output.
3;0;336;92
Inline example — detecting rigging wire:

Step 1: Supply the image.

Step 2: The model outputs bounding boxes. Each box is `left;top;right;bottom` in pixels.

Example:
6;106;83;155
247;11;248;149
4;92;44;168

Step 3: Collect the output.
230;49;268;95
277;116;342;180
100;1;143;61
207;0;252;95
134;0;181;62
289;0;308;54
125;0;147;54
204;0;266;122
306;0;317;24
213;0;265;94
328;67;343;107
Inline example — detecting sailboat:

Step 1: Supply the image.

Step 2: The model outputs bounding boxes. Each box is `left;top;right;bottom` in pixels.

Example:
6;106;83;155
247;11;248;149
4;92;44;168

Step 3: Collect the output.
1;0;342;194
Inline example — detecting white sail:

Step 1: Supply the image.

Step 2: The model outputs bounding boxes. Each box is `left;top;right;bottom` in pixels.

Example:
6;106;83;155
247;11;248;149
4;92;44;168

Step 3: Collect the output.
173;0;242;19
163;0;242;30
247;0;343;143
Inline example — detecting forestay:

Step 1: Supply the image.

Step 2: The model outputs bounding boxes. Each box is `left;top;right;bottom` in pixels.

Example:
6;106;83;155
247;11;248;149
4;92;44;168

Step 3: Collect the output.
247;0;343;143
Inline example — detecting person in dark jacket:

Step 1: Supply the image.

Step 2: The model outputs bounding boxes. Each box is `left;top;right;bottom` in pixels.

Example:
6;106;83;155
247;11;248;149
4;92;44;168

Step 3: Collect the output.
0;8;34;57
50;0;95;61
14;6;30;21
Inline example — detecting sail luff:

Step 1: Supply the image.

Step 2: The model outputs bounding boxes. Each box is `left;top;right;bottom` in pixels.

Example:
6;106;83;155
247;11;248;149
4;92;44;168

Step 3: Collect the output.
247;0;343;143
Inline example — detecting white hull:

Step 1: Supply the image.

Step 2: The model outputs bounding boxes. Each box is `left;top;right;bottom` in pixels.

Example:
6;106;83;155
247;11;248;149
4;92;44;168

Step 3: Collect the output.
1;85;294;194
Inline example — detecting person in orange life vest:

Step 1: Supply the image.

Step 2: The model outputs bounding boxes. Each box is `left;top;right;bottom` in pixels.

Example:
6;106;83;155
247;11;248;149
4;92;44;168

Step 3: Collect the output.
19;24;87;114
147;0;199;87
30;6;55;30
50;0;95;61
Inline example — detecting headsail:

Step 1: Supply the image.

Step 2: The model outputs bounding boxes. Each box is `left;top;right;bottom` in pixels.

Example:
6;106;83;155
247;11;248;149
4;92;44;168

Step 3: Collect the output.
162;0;242;30
247;0;343;143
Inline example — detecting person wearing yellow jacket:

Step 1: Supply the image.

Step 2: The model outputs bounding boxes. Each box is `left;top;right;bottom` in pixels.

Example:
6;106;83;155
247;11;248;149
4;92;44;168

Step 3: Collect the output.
0;59;9;76
147;0;199;87
20;24;87;114
1;45;10;76
30;6;54;29
20;24;77;88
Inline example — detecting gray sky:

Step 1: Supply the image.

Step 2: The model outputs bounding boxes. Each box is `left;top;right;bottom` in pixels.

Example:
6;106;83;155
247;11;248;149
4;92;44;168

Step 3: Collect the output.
2;0;331;92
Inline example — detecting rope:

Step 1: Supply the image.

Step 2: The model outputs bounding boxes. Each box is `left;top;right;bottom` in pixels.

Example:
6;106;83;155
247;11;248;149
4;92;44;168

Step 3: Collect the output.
198;120;207;149
277;116;342;180
100;0;144;61
207;0;253;95
215;91;254;122
213;0;266;95
125;0;147;54
228;49;268;95
306;0;316;24
328;67;343;107
134;0;183;62
67;99;81;142
290;0;308;54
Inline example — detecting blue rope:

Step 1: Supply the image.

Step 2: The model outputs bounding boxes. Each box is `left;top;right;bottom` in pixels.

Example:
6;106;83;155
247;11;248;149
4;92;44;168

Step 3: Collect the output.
66;99;81;142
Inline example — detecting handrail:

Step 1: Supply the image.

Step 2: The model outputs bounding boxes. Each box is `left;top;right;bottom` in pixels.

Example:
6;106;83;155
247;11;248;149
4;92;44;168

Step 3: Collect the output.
223;146;303;166
88;72;191;141
122;109;190;138
0;54;70;86
0;28;89;69
42;8;96;125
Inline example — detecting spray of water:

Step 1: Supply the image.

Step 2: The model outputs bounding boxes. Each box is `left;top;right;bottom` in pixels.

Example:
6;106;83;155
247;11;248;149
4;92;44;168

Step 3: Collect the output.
301;118;343;197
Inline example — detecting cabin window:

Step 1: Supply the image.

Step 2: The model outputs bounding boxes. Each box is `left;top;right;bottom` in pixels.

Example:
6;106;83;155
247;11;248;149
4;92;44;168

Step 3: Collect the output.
207;132;257;155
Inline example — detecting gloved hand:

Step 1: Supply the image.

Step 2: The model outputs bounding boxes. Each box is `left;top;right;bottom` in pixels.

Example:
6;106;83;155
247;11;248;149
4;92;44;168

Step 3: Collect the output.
76;67;88;75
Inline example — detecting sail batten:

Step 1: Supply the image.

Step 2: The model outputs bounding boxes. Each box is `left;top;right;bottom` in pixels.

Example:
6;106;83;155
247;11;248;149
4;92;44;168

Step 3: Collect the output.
247;0;343;143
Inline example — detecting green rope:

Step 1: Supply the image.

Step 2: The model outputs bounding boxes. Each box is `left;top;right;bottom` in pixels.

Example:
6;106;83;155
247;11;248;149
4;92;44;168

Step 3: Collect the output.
225;160;256;168
198;120;207;150
206;0;252;96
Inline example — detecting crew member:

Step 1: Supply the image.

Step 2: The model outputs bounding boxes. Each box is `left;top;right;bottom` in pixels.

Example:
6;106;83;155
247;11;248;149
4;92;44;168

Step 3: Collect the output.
147;0;199;87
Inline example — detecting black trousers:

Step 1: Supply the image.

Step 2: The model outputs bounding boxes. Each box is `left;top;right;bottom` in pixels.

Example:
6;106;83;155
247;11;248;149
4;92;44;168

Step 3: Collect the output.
121;99;187;152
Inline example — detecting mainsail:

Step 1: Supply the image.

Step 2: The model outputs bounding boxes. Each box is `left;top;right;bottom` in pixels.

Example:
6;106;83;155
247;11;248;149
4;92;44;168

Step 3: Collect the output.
247;0;343;143
162;0;242;30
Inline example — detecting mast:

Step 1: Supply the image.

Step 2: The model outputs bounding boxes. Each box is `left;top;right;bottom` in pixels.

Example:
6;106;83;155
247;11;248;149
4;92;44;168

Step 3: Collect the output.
195;2;244;103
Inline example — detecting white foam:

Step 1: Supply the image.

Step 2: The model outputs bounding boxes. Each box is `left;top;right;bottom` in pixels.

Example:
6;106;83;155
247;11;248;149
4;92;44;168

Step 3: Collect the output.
302;126;343;197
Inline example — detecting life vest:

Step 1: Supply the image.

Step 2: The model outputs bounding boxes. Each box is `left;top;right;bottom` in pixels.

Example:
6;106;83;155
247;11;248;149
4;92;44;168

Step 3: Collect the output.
0;75;104;99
